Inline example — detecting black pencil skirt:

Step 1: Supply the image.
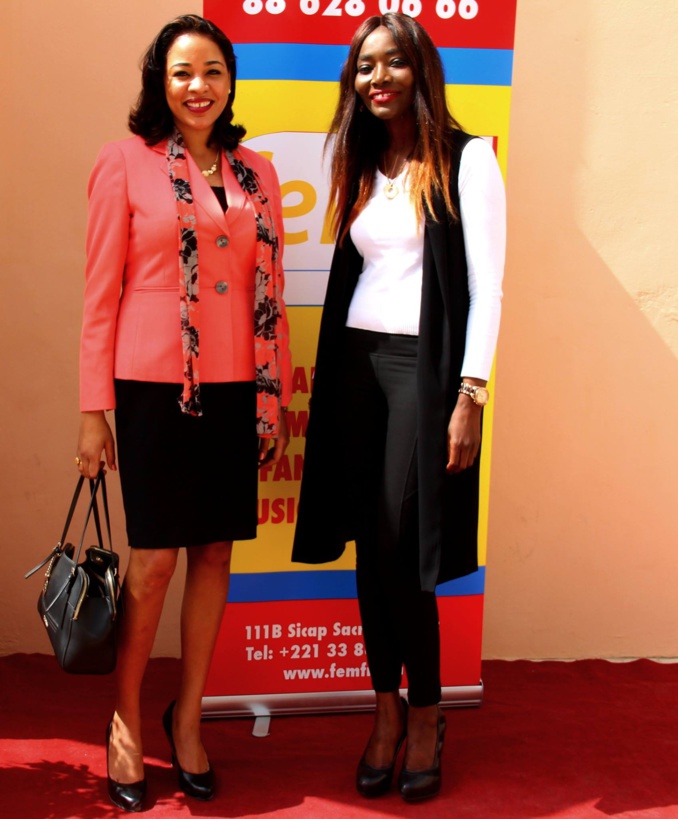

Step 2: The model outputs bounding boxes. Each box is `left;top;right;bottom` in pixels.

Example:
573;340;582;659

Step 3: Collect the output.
114;380;259;549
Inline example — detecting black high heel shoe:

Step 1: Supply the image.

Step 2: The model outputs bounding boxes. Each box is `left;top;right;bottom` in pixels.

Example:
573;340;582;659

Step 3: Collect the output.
398;708;446;802
356;698;408;798
106;721;147;813
162;701;215;801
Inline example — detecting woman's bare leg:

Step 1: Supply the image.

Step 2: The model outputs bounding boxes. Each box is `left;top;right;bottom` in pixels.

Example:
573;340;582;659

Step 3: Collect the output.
170;541;233;773
108;548;179;783
404;703;441;770
364;691;407;767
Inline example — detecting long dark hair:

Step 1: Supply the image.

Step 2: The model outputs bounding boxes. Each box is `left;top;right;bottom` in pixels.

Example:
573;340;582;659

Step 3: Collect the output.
327;13;462;242
128;14;246;149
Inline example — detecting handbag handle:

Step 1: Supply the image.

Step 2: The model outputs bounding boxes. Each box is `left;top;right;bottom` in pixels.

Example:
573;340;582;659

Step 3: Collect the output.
25;470;112;579
72;471;111;567
89;471;113;553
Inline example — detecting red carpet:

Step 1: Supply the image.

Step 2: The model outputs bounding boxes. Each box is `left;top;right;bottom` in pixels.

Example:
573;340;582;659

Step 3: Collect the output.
1;655;677;817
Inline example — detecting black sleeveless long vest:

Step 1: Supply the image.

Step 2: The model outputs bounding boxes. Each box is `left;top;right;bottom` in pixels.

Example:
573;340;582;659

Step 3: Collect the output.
293;131;480;592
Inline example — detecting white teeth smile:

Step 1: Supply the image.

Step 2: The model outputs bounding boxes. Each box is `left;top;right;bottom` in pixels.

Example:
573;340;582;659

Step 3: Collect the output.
187;100;211;109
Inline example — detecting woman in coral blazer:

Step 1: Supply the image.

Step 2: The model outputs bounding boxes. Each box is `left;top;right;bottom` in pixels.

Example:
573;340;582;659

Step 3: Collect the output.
76;15;291;812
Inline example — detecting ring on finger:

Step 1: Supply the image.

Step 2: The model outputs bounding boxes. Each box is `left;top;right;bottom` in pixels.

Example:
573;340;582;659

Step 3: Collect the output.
74;456;82;466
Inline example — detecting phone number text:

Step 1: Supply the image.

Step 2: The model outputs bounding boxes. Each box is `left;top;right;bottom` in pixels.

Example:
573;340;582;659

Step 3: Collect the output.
243;0;480;20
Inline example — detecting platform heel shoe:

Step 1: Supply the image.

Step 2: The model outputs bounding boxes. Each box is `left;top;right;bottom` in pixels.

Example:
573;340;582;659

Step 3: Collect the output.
356;698;408;797
106;722;147;813
162;701;215;801
398;708;446;802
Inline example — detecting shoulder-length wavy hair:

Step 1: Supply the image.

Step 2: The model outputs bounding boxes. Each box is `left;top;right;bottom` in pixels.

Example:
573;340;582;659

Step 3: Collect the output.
327;13;462;242
128;14;245;149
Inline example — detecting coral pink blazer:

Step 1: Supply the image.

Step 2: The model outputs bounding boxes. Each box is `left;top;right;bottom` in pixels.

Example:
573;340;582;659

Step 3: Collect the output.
80;136;292;414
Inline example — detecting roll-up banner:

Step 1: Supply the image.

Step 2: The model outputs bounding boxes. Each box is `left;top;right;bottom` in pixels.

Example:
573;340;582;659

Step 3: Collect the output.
203;0;517;717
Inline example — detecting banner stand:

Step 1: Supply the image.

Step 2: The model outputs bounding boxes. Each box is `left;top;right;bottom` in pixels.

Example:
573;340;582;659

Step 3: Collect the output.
201;0;518;721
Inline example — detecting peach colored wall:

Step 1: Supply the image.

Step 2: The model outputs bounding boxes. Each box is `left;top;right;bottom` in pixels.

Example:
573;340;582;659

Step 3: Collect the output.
483;0;678;658
2;0;677;660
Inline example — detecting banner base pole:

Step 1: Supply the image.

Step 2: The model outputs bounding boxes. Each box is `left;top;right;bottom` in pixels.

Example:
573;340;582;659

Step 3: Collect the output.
202;682;483;720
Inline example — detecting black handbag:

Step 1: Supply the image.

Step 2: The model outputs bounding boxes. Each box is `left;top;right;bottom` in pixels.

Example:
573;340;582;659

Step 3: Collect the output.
25;470;121;674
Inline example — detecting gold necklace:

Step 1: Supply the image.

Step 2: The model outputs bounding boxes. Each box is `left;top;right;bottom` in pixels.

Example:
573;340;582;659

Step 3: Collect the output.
382;153;408;200
201;151;220;178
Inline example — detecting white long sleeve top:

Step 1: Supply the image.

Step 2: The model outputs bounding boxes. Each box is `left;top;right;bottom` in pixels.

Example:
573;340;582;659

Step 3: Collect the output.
347;137;506;380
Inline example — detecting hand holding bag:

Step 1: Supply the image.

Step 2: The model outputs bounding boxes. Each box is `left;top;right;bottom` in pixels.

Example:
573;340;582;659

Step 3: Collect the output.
25;470;121;674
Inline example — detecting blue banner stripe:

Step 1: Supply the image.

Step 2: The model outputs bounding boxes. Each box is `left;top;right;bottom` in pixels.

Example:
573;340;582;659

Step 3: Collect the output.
234;44;513;86
437;567;486;598
229;567;485;603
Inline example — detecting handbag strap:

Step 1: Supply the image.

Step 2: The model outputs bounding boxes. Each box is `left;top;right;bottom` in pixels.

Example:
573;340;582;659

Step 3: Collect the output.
73;471;111;566
89;472;113;553
60;474;87;547
25;474;88;579
25;471;113;580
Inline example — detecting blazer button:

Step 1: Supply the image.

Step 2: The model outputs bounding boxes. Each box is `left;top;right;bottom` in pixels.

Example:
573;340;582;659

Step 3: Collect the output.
215;281;229;294
216;235;229;248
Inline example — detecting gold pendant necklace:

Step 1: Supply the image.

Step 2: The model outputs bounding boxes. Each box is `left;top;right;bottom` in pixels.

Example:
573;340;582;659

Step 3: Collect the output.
382;153;408;199
201;151;220;178
383;178;399;200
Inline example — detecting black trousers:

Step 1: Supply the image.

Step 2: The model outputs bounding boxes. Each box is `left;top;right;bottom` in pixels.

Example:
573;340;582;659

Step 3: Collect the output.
343;329;441;707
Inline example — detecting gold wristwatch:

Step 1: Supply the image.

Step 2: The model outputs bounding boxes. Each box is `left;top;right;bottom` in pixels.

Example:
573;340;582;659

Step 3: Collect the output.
458;382;490;407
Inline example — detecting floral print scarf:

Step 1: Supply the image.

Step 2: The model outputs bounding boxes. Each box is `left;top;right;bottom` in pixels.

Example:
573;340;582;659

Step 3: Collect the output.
167;132;283;436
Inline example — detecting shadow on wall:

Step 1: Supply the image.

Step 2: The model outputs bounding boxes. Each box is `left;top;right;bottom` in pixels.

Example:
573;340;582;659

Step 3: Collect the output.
484;1;678;659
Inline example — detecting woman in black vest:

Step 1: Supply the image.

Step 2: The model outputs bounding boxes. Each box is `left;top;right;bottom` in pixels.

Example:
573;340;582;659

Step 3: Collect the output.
293;13;505;802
